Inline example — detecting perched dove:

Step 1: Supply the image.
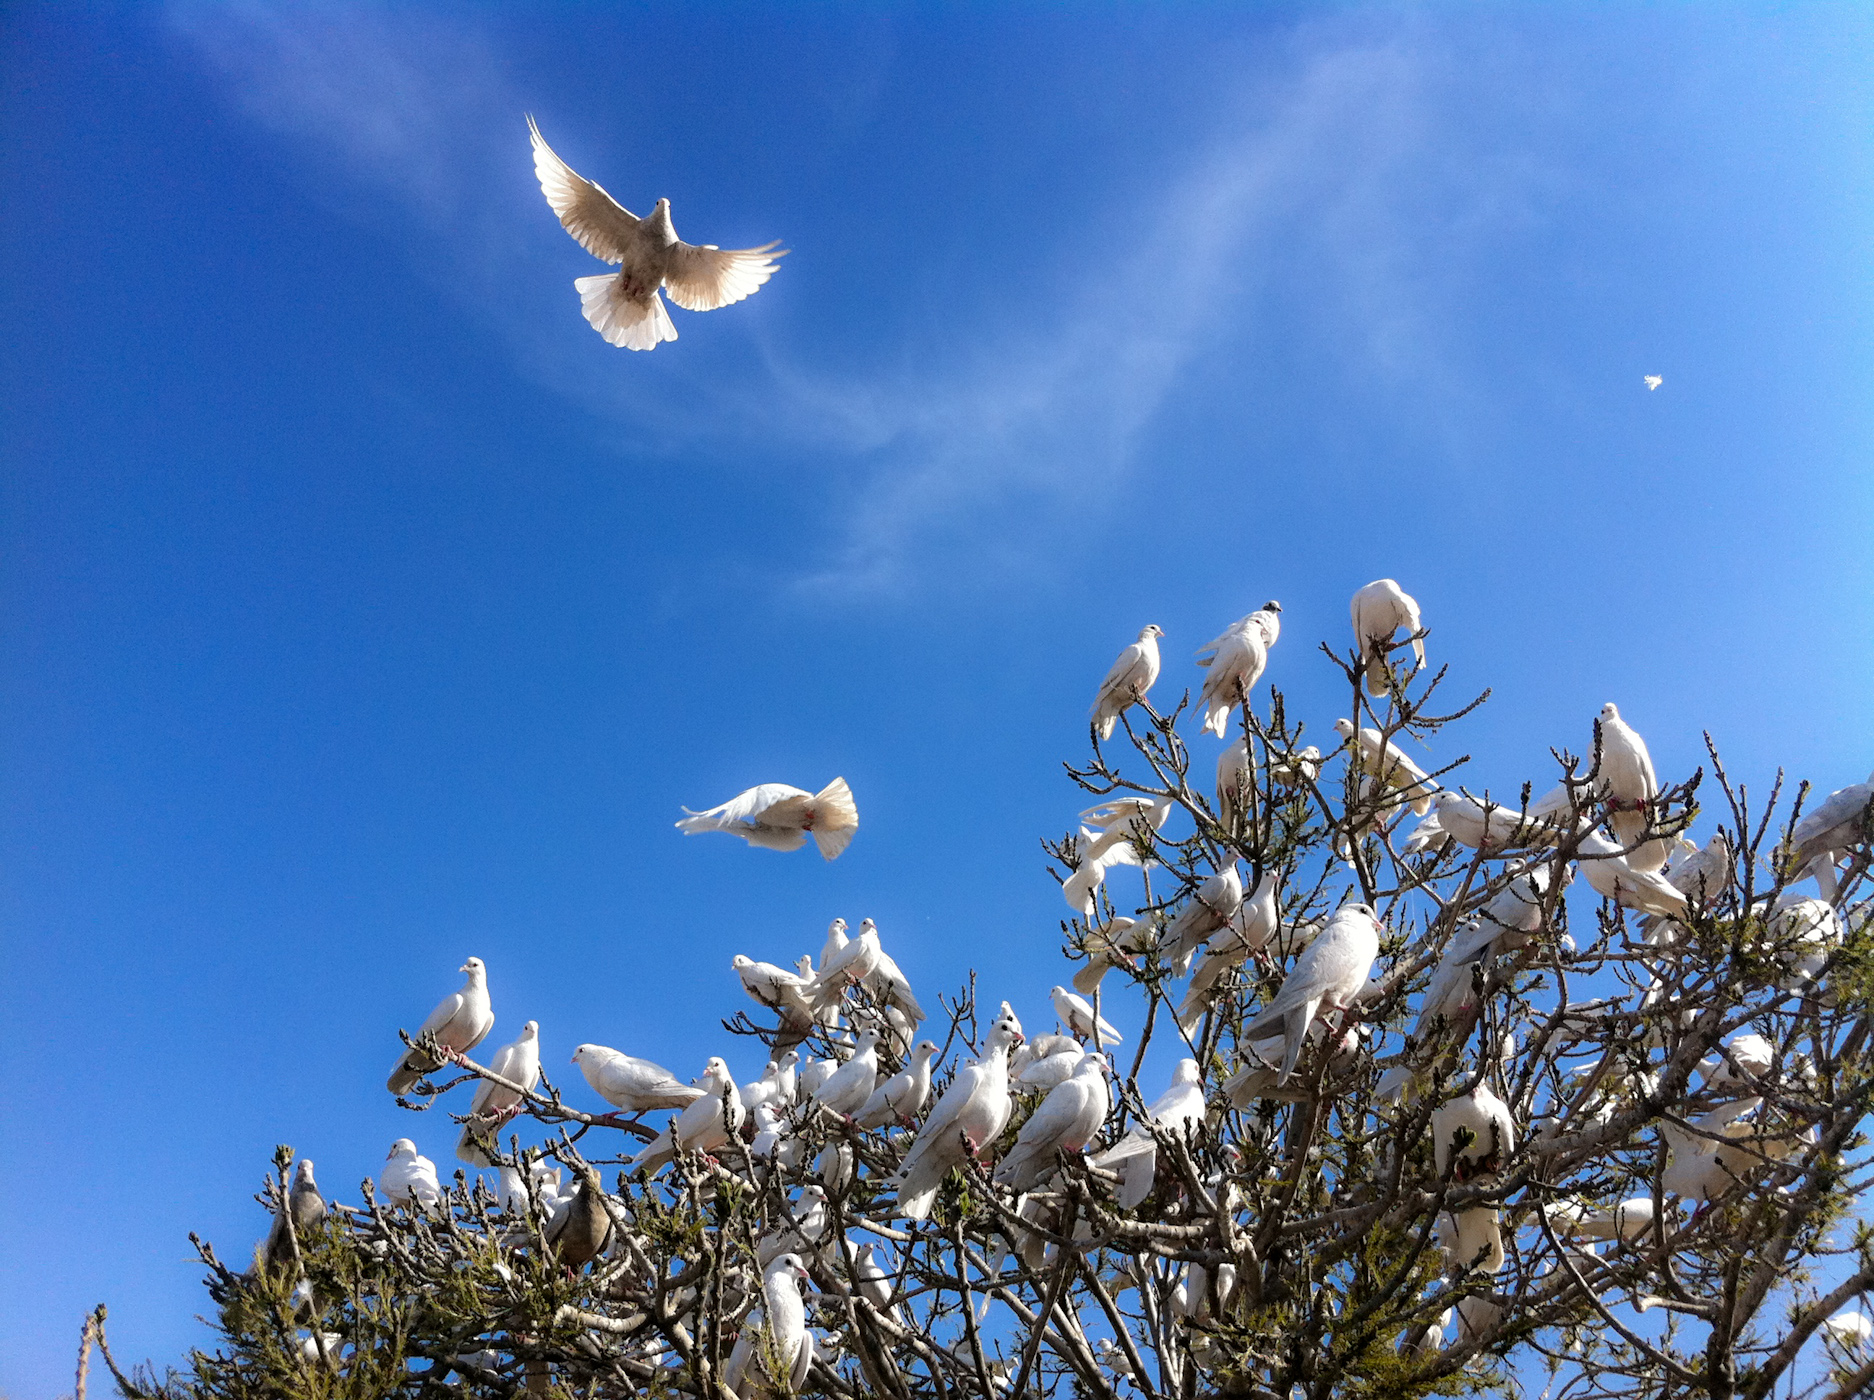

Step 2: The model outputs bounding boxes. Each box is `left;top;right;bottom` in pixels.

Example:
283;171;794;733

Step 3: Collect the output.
1350;579;1424;695
758;1186;829;1268
457;1020;542;1165
723;1254;816;1400
1050;985;1123;1045
261;1159;326;1273
994;1053;1111;1192
1788;769;1874;896
676;778;858;860
851;1242;898;1319
819;916;884;990
1073;917;1147;994
1237;902;1382;1083
1431;1084;1514;1275
1430;792;1561;854
1161;866;1244;977
1335;719;1436;817
380;1140;441;1208
733;955;821;1031
1217;737;1257;828
1594;703;1661;864
813;1029;881;1120
740;1051;803;1112
630;1057;743;1176
855;1040;941;1128
1554;1196;1653;1243
528;117;785;351
1016;1040;1085;1092
1195;604;1280;737
545;1165;614;1269
1178;870;1278;1034
1090;626;1164;740
894;1005;1024;1220
571;1044;705;1113
1575;830;1689;919
387;957;495;1095
1089;1058;1205;1208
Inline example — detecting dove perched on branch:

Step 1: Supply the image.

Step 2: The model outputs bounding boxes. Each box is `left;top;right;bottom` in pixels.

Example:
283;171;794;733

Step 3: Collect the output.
571;1044;705;1113
545;1165;614;1269
380;1140;441;1208
1161;866;1244;977
261;1160;326;1273
527;117;785;351
1788;769;1874;896
1073;916;1147;994
457;1020;542;1166
1217;737;1257;829
893;1004;1023;1220
813;1028;881;1120
1090;1058;1205;1208
1050;984;1123;1045
1194;603;1281;737
994;1052;1112;1192
1430;792;1563;854
1237;903;1382;1083
723;1254;816;1400
1593;703;1661;865
1178;870;1278;1034
855;1040;941;1128
1575;830;1690;919
1350;579;1425;695
1090;625;1164;740
1432;1083;1515;1274
387;957;495;1096
1335;719;1437;817
676;778;858;860
629;1057;743;1176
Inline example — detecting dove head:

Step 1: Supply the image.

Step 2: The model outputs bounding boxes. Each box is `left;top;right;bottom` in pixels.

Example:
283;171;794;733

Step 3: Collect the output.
703;1057;731;1084
830;917;846;934
915;1039;941;1060
1600;702;1621;722
460;957;486;980
1174;1058;1202;1085
732;954;754;970
1333;718;1355;738
1141;623;1164;640
388;1138;417;1160
294;1160;316;1186
860;917;879;935
520;1020;539;1041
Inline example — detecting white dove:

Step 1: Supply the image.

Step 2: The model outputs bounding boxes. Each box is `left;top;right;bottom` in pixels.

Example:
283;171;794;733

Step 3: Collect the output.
855;1040;941;1128
1161;866;1245;977
630;1057;744;1176
1335;719;1436;816
1430;792;1561;854
1788;769;1874;896
1217;737;1257;828
380;1139;441;1208
1237;903;1382;1083
1194;604;1280;737
1061;831;1145;918
1073;917;1147;995
723;1253;815;1399
571;1044;706;1113
1594;703;1662;865
1553;1196;1654;1243
1179;871;1278;1034
1090;625;1164;740
733;956;821;1029
528;117;785;352
1575;830;1690;919
1016;1040;1086;1092
851;1242;898;1319
894;1005;1024;1220
819;916;884;990
1089;1058;1205;1208
813;1029;881;1121
676;778;858;860
457;1021;542;1166
1431;1084;1515;1275
1050;985;1123;1045
994;1053;1111;1192
1349;579;1424;695
1080;796;1172;863
387;957;495;1095
740;1051;803;1112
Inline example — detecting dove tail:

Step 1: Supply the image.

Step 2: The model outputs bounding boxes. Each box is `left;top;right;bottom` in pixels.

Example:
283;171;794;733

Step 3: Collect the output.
810;777;859;860
574;275;677;351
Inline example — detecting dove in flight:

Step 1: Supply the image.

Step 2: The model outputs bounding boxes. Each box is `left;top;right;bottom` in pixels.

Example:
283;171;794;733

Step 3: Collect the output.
1643;375;1663;390
528;117;785;351
457;1021;542;1165
380;1140;441;1208
676;778;858;860
1090;625;1164;740
571;1044;706;1113
1349;579;1425;696
387;957;495;1095
1194;604;1281;737
1238;902;1382;1083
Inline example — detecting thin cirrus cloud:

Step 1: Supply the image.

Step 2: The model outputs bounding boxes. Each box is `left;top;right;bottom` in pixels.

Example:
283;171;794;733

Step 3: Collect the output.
166;3;1528;595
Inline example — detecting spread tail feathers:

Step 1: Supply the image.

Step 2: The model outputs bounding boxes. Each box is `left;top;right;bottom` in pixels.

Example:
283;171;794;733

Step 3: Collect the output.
810;777;859;860
575;275;678;350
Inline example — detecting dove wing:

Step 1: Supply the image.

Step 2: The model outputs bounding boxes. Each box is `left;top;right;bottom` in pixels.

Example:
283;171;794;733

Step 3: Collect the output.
528;117;642;262
664;239;787;312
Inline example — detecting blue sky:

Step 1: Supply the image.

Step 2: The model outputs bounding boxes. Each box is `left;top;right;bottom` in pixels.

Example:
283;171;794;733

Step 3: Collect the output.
2;2;1872;1390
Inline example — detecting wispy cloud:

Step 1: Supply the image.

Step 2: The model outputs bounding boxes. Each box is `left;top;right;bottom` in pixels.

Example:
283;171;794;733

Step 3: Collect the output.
166;4;1533;596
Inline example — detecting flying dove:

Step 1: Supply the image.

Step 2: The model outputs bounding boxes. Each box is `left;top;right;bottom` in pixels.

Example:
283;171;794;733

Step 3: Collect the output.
387;957;495;1095
528;117;785;351
676;778;858;860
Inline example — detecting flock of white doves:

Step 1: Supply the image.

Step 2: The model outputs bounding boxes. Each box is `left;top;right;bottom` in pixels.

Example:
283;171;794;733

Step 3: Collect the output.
325;569;1873;1375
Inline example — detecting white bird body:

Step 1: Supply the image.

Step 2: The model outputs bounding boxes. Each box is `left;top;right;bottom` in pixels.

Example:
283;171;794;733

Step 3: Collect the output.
1698;1033;1775;1093
457;1021;542;1165
1555;1196;1654;1243
1431;1084;1516;1181
676;778;858;860
1238;903;1382;1082
630;1057;744;1175
894;1007;1024;1220
1438;1207;1505;1274
819;917;883;989
1789;769;1874;894
994;1053;1111;1191
387;957;495;1095
1665;830;1732;910
1090;625;1164;740
723;1254;815;1398
813;1030;881;1120
741;1052;802;1112
1767;892;1843;987
1162;866;1244;977
1178;871;1278;1034
1822;1310;1874;1352
1350;579;1424;695
1016;1045;1084;1091
1089;1058;1204;1208
1335;719;1436;816
1575;830;1690;919
1194;608;1277;737
1431;792;1561;854
852;1242;897;1318
1061;832;1144;917
1073;917;1145;995
1217;737;1257;828
734;956;821;1029
1661;1096;1760;1201
1050;985;1123;1045
380;1139;441;1207
528;118;785;352
1595;703;1660;860
1080;796;1172;863
571;1044;706;1113
864;945;926;1023
758;1186;829;1268
855;1040;941;1127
